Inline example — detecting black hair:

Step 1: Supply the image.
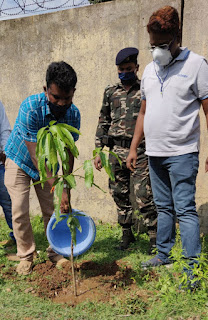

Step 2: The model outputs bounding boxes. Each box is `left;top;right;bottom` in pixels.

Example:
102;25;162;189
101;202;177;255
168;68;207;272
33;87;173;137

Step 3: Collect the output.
46;61;77;92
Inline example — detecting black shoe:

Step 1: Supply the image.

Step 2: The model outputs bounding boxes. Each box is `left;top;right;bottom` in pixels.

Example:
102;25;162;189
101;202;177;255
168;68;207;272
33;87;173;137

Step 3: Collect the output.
141;255;172;269
179;273;200;291
117;228;136;250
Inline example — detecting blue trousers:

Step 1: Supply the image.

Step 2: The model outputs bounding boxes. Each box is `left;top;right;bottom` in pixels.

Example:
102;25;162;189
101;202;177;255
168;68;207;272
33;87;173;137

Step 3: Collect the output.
148;153;201;264
0;164;14;240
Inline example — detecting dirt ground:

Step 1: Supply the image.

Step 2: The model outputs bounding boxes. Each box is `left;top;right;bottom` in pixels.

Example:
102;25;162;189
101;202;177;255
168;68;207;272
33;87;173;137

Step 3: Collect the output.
1;259;151;306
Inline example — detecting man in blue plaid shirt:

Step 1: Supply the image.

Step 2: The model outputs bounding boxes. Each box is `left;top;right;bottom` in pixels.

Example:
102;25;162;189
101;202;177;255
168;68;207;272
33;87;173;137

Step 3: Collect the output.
4;61;81;275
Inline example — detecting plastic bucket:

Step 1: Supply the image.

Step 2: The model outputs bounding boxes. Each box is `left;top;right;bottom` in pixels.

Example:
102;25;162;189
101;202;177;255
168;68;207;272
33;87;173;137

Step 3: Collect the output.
46;209;96;257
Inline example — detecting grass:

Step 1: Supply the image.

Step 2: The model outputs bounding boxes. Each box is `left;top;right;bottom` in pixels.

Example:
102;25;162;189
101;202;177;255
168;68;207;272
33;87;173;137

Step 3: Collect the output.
0;215;208;320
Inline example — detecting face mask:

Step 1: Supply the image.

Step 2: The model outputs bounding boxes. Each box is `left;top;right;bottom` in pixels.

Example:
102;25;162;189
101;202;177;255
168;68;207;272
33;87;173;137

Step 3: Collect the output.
152;47;172;66
118;71;137;82
47;100;71;119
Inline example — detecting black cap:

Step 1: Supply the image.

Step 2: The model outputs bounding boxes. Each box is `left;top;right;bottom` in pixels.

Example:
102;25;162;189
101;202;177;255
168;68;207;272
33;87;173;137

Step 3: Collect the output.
115;47;139;65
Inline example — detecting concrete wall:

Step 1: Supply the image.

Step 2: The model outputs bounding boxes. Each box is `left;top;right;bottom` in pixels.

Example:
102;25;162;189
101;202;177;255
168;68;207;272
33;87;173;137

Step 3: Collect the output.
2;0;208;230
183;0;208;233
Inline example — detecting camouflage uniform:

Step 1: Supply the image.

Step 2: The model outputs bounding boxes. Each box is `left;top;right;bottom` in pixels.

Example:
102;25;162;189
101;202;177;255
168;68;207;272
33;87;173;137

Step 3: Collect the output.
95;79;157;233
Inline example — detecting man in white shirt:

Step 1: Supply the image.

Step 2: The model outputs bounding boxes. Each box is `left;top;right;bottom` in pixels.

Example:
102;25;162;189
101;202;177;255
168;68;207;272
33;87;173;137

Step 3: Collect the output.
126;6;208;289
0;101;14;245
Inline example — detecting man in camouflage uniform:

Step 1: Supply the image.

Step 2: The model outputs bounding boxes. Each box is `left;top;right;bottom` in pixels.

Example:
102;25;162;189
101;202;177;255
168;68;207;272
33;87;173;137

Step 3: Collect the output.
94;47;157;250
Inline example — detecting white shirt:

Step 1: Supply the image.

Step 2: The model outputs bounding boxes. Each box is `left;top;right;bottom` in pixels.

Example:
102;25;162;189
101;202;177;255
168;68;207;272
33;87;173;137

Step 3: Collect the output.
141;48;208;156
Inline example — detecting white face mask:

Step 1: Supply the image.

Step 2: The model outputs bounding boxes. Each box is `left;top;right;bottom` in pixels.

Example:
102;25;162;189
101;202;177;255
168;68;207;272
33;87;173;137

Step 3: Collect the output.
152;47;172;66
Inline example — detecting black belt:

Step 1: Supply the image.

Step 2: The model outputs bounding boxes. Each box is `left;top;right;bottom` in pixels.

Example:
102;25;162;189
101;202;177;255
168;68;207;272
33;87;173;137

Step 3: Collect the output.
112;138;132;149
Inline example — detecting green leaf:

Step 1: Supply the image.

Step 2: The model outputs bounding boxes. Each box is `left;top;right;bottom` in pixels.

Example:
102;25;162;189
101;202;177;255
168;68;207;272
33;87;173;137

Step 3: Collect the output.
83;160;94;188
64;174;76;189
52;125;68;147
59;126;79;158
104;161;115;181
66;216;82;245
49;120;57;126
45;132;52;172
93;147;102;157
37;126;47;145
52;177;61;187
54;180;64;222
49;138;58;175
99;151;115;181
109;150;122;166
99;151;108;168
36;130;47;158
72;217;82;233
38;155;47;183
53;136;67;162
62;149;70;174
56;123;81;136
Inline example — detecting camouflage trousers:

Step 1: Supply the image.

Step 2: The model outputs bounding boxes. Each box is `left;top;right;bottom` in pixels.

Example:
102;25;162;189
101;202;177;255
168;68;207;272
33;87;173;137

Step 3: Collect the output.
109;146;157;233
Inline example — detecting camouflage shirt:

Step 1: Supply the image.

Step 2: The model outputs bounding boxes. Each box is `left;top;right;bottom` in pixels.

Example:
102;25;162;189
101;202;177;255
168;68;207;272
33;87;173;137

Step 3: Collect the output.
95;79;145;153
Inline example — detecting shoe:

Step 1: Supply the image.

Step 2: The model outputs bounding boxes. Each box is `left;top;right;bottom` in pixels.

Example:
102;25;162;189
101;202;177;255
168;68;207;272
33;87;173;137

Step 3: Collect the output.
141;255;171;269
6;253;20;261
117;228;136;250
7;251;38;262
49;254;69;267
56;258;69;267
0;239;16;248
16;261;33;275
179;273;200;291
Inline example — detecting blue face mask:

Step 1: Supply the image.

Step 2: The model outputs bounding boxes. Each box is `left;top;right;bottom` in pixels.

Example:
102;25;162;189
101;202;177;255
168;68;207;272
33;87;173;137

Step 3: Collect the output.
118;71;136;82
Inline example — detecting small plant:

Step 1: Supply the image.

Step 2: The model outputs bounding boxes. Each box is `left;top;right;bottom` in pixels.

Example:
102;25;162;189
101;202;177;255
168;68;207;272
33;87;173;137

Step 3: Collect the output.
35;120;121;296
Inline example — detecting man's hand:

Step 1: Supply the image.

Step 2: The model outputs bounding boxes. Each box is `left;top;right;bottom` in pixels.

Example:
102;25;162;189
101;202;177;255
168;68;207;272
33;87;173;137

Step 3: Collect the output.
60;188;71;213
0;151;6;164
205;157;208;173
94;155;102;171
126;150;137;172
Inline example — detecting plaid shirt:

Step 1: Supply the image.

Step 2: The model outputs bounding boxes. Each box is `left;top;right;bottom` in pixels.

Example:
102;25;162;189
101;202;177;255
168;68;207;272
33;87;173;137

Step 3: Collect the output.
5;92;81;180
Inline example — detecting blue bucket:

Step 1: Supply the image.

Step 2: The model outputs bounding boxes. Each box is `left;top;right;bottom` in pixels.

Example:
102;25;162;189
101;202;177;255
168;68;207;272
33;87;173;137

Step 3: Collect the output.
46;209;96;257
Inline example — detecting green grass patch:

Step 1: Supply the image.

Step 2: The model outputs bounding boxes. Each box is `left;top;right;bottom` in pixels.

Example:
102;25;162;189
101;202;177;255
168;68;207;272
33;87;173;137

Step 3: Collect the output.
0;215;208;319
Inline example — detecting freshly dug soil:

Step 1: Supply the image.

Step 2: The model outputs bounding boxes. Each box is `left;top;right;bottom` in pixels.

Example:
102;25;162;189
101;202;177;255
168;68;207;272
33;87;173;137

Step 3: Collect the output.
1;259;151;306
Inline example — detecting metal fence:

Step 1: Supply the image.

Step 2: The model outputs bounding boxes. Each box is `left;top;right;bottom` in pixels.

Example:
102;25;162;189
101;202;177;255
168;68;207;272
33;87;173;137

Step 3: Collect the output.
0;0;90;19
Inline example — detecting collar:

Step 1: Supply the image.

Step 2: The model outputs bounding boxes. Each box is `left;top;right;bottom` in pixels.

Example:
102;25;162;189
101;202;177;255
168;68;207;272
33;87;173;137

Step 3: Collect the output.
116;78;141;89
165;47;190;69
174;47;190;61
43;94;52;117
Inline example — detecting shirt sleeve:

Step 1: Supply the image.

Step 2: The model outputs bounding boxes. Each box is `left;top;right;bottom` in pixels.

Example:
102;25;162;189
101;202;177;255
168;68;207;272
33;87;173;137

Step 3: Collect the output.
95;87;112;148
194;58;208;100
0;101;11;151
18;99;39;143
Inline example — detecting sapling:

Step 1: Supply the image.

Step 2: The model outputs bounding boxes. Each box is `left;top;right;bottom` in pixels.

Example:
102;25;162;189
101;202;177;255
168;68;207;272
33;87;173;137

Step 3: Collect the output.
35;120;121;296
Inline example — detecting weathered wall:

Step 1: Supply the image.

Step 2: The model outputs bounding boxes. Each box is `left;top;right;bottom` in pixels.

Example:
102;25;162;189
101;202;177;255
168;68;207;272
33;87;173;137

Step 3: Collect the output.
4;0;208;228
183;0;208;233
0;0;181;224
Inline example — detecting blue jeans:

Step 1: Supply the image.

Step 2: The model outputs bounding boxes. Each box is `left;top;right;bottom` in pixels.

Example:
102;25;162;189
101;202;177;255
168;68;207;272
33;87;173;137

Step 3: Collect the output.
0;164;15;240
149;153;201;264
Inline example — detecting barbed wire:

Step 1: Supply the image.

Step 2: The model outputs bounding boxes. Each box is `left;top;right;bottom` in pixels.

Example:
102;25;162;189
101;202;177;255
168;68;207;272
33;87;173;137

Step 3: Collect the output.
0;0;90;17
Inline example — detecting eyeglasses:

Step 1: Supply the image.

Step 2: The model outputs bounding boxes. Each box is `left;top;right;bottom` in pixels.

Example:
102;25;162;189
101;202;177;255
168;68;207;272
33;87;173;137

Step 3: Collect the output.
148;38;175;52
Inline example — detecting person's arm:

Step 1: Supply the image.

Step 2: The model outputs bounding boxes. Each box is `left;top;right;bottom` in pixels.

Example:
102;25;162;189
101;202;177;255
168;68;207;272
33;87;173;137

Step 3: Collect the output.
0;101;11;163
126;100;146;171
202;98;208;172
94;88;111;171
